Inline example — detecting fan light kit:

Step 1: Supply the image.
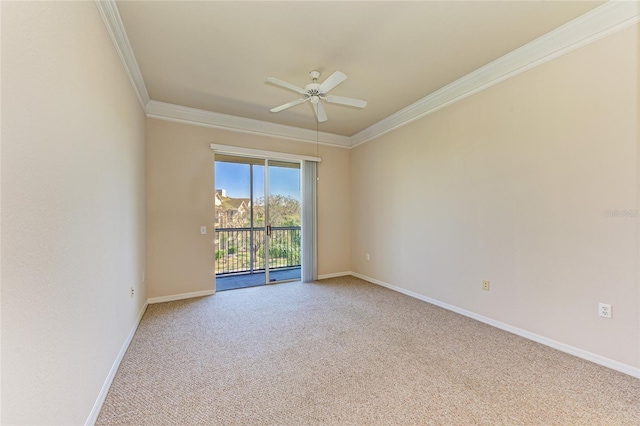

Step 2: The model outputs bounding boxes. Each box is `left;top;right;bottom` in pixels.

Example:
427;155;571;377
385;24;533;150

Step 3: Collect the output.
267;70;367;123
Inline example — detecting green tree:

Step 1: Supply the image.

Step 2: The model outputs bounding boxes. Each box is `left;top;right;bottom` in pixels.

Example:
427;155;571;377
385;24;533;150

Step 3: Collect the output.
254;195;300;227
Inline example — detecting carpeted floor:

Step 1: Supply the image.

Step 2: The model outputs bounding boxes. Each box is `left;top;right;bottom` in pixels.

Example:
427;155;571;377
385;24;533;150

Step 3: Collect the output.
97;276;640;425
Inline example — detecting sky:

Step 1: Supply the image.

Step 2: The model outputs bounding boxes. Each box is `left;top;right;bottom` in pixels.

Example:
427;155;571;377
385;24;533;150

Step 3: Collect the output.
215;161;300;200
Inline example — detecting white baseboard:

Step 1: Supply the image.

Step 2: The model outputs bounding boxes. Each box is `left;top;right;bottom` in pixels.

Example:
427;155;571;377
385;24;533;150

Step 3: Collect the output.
350;272;640;379
318;271;353;280
85;301;149;426
147;289;216;304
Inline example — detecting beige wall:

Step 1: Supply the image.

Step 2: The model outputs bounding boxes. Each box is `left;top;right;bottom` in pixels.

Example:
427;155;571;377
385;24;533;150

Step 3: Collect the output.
1;2;147;424
351;25;639;368
146;119;351;298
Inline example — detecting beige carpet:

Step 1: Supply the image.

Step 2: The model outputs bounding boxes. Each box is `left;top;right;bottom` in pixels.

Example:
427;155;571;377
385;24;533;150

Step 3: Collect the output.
97;276;639;425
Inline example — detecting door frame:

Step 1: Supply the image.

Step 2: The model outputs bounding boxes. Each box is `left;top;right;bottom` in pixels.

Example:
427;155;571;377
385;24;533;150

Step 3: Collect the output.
212;144;320;289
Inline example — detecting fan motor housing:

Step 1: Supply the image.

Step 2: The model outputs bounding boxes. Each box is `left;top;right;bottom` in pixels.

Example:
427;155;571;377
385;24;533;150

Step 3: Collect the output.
304;83;321;95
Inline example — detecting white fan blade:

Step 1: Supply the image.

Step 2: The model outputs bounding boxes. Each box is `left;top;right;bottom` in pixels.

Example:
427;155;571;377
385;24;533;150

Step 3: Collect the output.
318;71;346;93
266;77;307;95
270;98;307;113
312;102;328;123
326;95;367;109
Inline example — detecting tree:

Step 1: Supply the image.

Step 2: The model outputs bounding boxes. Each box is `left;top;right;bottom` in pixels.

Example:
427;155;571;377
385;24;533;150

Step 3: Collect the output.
253;195;300;227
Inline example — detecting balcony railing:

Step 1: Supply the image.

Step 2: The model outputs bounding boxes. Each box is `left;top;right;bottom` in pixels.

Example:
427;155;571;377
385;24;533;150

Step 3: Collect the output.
215;226;301;275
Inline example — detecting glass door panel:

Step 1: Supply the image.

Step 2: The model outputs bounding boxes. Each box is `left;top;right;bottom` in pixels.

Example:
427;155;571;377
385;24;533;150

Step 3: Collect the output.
214;155;266;290
266;160;301;283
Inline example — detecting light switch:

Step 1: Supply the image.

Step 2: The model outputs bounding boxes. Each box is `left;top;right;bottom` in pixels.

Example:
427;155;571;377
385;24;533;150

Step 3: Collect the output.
200;226;207;235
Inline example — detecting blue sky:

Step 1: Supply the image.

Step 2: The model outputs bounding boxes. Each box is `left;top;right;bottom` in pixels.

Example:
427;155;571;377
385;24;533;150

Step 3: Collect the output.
215;161;300;200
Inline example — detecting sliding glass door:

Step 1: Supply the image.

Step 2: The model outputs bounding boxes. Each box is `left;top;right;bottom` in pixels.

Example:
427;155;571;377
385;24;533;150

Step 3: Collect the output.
265;161;302;283
214;155;301;290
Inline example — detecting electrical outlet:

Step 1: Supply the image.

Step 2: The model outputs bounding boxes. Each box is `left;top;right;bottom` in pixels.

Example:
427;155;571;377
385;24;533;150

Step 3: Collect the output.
130;287;135;298
366;253;370;261
482;280;490;291
200;226;207;235
598;303;611;319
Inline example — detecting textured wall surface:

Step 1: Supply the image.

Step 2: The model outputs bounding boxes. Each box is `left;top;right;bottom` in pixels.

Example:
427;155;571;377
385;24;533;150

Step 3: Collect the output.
146;118;351;298
350;25;639;369
1;2;147;424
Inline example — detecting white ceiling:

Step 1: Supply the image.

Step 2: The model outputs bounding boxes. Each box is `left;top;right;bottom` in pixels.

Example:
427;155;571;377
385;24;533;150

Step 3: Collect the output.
115;1;605;138
102;0;640;147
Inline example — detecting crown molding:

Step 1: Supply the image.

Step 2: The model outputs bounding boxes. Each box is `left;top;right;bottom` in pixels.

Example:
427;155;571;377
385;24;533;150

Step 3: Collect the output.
97;0;638;149
350;0;640;148
95;0;150;109
147;101;352;148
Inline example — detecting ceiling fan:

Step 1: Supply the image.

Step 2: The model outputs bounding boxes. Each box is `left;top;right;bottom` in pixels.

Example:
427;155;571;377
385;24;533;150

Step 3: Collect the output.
267;70;367;123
